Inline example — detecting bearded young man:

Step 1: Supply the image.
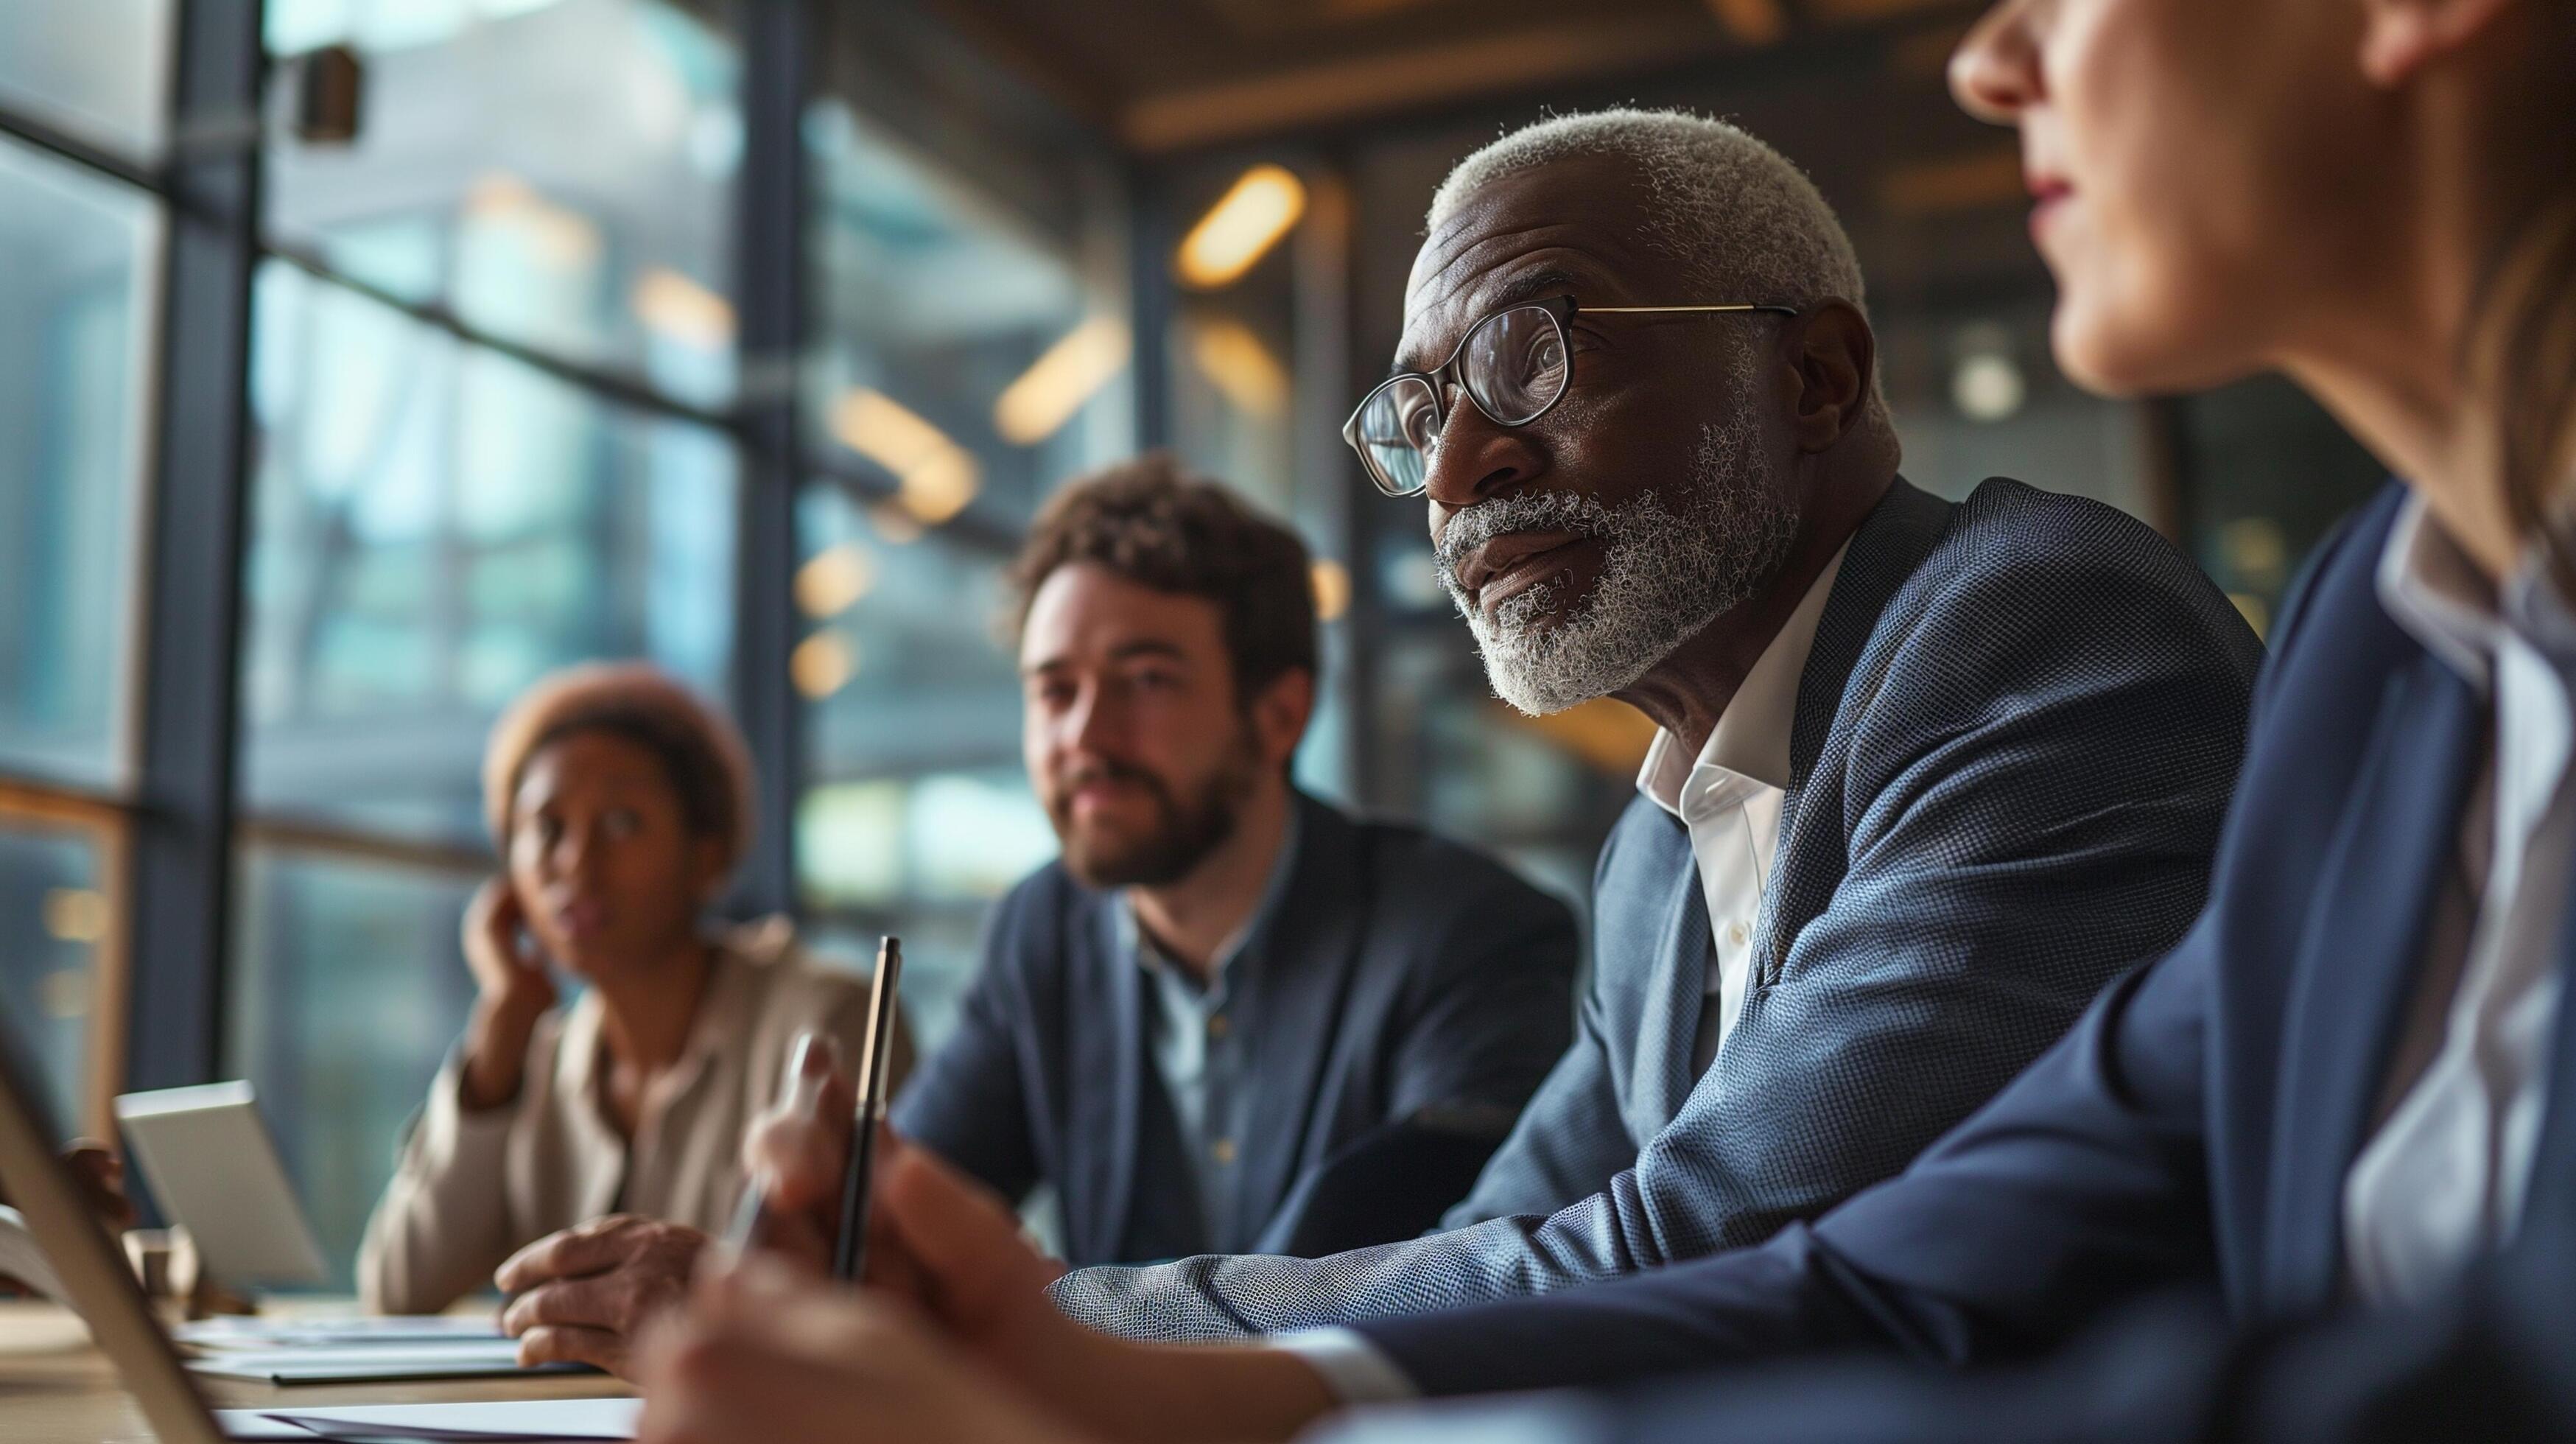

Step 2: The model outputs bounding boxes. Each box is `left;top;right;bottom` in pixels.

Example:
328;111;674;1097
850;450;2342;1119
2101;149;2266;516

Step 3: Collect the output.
888;458;1579;1270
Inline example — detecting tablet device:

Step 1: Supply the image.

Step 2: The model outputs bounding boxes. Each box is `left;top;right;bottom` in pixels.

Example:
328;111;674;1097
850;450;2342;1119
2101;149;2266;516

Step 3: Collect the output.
115;1081;329;1288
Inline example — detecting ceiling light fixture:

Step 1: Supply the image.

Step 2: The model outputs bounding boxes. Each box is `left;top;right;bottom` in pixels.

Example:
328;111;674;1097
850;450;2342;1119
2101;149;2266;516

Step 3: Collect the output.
795;543;876;619
791;631;859;699
832;388;980;525
1176;164;1307;289
994;316;1132;445
1189;317;1291;420
631;267;736;351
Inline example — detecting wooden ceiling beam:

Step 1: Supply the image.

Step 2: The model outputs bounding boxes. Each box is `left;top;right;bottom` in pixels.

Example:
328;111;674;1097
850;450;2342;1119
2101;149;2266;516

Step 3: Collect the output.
1118;15;1735;153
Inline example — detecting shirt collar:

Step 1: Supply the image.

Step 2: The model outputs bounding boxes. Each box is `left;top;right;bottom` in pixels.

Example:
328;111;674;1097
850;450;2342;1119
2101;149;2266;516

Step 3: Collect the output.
2379;493;2576;693
2379;494;2507;692
561;936;758;1137
1639;539;1850;817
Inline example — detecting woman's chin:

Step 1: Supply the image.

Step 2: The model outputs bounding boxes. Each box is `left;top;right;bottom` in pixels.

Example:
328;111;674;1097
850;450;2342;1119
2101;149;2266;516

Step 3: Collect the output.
2049;302;2250;402
547;947;613;985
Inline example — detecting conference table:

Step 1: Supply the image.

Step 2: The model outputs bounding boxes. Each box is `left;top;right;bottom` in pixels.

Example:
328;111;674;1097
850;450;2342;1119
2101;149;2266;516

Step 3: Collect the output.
0;1298;634;1443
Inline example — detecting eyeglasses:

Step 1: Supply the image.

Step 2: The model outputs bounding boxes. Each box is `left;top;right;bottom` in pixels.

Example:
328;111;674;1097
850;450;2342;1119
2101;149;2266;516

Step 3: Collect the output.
1341;293;1799;497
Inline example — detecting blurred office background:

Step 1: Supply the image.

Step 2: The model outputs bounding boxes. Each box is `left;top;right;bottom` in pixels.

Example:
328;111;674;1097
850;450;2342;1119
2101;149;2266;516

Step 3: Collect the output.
0;0;2383;1286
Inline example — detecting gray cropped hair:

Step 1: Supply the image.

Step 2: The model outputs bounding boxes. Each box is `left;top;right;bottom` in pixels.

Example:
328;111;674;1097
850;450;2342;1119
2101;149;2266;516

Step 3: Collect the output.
1428;108;1894;446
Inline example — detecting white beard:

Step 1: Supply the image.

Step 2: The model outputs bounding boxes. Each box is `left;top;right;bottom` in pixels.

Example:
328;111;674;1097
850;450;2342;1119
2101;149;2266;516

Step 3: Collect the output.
1436;397;1800;717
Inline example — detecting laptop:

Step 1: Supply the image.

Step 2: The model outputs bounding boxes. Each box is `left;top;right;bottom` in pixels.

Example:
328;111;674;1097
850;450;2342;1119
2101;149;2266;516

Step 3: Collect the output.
116;1080;329;1290
0;1016;634;1441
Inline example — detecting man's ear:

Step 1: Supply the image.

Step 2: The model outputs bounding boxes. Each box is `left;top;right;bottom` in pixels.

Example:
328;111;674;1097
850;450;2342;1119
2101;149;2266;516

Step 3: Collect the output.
1786;301;1875;454
1249;667;1316;770
2359;0;2518;85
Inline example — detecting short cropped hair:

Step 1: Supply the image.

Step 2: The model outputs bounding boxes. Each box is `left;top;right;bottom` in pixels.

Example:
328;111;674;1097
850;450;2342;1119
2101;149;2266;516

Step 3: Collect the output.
1428;108;1895;451
480;663;755;874
1007;455;1318;704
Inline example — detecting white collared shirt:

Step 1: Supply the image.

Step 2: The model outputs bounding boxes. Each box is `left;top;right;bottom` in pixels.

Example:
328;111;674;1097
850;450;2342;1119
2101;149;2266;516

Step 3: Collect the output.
1635;542;1847;1073
2343;497;2576;1304
1282;542;1849;1406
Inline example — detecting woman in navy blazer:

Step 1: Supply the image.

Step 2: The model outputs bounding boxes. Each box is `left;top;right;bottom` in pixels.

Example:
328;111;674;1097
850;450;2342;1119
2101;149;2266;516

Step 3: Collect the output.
620;0;2576;1438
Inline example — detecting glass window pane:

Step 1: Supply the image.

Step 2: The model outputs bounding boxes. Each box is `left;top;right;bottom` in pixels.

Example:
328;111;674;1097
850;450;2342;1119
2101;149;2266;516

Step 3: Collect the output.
240;259;739;844
263;0;741;406
0;1;175;161
2172;374;2387;640
0;139;155;790
794;484;1053;1043
1171;304;1296;510
805;101;1129;531
226;846;477;1291
0;821;110;1132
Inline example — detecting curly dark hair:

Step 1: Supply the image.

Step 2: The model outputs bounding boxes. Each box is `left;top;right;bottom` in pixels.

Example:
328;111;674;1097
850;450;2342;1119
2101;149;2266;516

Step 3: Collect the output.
1006;455;1318;705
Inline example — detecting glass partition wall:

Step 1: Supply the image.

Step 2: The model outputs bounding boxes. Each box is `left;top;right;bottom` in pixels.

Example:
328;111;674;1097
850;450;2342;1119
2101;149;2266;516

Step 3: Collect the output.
0;0;171;1145
0;0;1127;1288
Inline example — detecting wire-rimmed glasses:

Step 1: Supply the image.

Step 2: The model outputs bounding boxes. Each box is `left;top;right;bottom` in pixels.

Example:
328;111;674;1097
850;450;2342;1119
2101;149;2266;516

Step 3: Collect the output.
1341;293;1799;497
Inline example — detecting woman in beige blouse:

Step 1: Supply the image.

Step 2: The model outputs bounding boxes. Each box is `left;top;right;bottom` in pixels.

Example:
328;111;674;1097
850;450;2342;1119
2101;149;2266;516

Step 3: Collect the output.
357;664;908;1363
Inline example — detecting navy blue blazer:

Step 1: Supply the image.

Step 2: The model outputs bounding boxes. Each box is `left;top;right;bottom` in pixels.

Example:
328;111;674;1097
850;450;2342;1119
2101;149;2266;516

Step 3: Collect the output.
1354;483;2576;1440
892;791;1579;1269
1054;477;2261;1338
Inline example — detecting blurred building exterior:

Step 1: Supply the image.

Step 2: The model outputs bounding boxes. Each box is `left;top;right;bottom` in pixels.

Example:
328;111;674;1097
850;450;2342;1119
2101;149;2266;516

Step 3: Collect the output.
0;0;2381;1285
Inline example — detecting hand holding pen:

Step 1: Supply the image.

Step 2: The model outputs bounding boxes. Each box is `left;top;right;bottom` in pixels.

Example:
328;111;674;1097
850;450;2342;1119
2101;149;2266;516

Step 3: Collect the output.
727;939;902;1278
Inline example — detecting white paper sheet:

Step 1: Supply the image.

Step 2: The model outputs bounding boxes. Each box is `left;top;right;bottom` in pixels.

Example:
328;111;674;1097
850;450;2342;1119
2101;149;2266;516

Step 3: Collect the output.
214;1397;641;1441
186;1338;577;1383
192;1340;529;1370
178;1316;506;1349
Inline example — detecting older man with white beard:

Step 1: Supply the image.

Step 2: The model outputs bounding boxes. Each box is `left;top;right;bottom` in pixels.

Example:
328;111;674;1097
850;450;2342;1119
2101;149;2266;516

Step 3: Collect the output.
621;108;2268;1444
1008;108;2264;1349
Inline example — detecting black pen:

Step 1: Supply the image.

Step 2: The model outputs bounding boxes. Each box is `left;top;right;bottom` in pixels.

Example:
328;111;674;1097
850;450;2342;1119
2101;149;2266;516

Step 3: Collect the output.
831;938;902;1280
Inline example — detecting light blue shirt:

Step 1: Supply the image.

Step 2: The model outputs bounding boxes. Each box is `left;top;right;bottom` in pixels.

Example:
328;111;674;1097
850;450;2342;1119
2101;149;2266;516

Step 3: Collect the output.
1119;808;1303;1250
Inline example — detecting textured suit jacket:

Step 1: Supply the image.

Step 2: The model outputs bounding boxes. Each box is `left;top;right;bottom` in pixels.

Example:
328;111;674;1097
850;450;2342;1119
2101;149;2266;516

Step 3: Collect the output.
1052;477;2262;1337
1351;483;2576;1443
892;791;1579;1268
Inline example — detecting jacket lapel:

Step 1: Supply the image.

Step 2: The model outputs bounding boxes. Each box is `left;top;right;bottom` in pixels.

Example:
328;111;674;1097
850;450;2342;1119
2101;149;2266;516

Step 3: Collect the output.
1232;795;1369;1245
1765;478;1955;983
1070;893;1145;1266
2263;653;2481;1314
1783;478;1954;791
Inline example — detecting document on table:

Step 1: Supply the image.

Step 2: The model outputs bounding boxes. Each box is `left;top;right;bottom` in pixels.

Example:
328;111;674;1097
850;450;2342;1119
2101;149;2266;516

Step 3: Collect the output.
215;1397;641;1440
186;1338;589;1384
178;1316;506;1349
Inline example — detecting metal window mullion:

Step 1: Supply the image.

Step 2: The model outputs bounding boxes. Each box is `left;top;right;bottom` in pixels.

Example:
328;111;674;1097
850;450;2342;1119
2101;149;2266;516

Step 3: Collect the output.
1126;162;1173;452
123;0;265;1093
729;0;812;920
